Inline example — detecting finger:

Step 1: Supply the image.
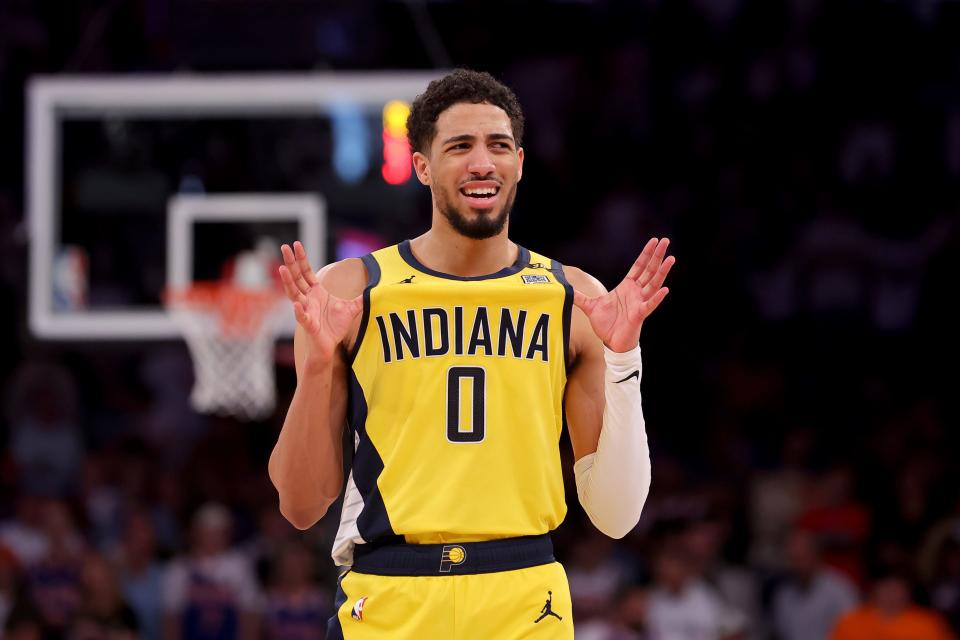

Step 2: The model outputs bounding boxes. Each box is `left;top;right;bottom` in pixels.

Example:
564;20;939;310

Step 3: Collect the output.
293;241;319;286
643;287;670;315
278;265;298;300
625;238;658;280
279;265;309;302
280;243;297;270
280;265;306;302
291;263;316;294
637;238;670;287
280;243;310;291
292;301;312;328
573;289;597;315
644;255;675;293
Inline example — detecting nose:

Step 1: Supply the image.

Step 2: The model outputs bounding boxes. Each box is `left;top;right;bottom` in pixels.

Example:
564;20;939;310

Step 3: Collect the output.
466;145;496;176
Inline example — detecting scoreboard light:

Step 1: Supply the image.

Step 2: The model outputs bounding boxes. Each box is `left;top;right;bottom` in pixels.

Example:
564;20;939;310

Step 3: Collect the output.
331;102;370;185
382;100;412;185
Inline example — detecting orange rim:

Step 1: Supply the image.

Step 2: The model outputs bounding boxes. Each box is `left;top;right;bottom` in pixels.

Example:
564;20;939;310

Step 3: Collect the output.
164;283;284;337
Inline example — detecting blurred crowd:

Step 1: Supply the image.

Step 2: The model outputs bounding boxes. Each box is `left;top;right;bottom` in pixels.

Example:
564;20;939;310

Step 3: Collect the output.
2;358;959;640
3;0;960;639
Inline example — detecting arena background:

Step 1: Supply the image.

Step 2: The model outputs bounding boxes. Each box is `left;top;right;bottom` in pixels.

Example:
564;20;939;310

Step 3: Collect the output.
2;1;960;639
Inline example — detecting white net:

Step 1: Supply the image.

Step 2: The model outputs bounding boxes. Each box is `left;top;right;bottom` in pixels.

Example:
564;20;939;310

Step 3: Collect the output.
167;286;287;421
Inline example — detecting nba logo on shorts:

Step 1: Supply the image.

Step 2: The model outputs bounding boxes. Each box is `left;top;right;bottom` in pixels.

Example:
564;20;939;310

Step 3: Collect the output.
440;545;466;573
351;596;368;621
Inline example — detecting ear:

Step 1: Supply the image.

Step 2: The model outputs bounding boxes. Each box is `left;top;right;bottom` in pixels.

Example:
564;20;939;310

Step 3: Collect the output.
412;151;431;186
517;146;524;183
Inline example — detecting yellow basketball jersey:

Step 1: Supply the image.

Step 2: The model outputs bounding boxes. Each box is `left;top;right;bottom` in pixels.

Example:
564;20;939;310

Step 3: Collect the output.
332;240;572;565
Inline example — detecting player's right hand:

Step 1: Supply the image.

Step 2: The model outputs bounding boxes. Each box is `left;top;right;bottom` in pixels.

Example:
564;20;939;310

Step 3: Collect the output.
279;241;362;358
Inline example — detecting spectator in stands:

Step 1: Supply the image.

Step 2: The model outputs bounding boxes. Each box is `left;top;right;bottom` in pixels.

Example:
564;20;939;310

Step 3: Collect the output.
567;529;633;622
773;528;859;640
262;542;330;640
116;510;164;640
576;585;650;640
920;511;960;634
163;503;260;640
0;545;21;632
795;464;870;587
0;497;49;577
831;570;955;640
6;362;83;497
25;500;85;636
3;601;44;640
242;506;300;587
682;515;761;638
646;543;746;640
748;428;815;573
68;552;139;639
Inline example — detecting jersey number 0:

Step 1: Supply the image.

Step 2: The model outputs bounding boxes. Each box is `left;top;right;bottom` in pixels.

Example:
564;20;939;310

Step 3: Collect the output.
446;366;486;443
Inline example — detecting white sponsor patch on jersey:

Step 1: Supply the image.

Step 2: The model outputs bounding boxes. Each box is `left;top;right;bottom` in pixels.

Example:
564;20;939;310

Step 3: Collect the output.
521;274;550;284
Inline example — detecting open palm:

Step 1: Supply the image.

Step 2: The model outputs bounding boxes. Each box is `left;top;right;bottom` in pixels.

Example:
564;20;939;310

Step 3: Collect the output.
279;241;362;357
573;238;675;352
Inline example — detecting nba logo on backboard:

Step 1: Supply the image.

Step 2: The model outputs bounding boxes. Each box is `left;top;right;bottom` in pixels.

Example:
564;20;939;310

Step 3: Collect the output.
440;545;466;573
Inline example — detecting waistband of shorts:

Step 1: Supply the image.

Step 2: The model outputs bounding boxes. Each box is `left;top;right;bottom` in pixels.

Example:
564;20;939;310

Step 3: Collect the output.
350;534;555;576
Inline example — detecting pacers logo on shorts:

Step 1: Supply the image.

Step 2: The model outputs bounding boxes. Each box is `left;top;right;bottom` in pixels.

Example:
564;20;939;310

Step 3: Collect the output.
440;545;466;573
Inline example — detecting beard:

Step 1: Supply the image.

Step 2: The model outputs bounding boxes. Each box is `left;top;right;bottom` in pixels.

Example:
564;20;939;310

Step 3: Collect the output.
435;182;517;240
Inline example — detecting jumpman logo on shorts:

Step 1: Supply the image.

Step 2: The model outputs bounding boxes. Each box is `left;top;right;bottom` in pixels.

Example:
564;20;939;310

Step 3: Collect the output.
534;591;562;623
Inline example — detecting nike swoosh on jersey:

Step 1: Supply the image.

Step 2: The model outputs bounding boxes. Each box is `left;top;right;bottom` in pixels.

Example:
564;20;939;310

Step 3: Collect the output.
613;370;639;383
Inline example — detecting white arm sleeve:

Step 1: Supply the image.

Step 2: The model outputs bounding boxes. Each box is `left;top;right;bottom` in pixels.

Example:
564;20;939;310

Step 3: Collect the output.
573;345;651;539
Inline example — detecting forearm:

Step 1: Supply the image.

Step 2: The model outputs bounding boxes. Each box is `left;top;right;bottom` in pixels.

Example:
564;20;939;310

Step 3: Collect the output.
269;357;344;529
574;345;651;538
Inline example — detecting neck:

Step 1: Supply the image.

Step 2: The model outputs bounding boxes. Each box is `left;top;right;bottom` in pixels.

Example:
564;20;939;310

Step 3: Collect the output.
412;223;517;278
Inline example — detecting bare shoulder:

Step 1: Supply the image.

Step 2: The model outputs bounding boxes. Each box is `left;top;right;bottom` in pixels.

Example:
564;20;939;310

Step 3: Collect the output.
317;258;368;300
562;265;607;297
562;265;606;364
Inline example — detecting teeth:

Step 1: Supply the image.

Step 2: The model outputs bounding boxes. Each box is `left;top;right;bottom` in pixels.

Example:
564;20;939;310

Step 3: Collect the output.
463;187;497;195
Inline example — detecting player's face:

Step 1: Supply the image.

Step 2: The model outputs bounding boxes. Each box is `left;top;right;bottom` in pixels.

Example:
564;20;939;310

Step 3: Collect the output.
415;102;524;240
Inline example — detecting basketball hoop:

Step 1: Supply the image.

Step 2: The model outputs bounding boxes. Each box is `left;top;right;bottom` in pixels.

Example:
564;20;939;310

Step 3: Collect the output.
165;282;287;420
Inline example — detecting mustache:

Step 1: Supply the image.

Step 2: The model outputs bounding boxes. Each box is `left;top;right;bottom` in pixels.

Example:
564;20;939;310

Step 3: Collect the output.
438;182;516;240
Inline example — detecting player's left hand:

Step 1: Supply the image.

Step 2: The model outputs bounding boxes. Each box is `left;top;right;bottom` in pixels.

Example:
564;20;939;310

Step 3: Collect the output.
573;237;674;352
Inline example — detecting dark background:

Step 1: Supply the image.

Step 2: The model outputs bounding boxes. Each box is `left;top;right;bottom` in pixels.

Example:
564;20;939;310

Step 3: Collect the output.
2;1;959;639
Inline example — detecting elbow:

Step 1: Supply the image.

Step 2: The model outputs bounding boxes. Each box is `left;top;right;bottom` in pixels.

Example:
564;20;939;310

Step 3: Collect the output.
590;512;642;540
278;499;331;530
273;478;338;531
268;461;342;530
582;483;650;540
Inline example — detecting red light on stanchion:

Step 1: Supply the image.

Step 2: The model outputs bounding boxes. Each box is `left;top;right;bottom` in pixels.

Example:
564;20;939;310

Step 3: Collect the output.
382;100;411;185
382;130;411;185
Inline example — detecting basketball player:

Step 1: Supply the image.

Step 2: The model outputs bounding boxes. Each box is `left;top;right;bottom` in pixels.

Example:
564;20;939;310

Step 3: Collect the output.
269;69;674;639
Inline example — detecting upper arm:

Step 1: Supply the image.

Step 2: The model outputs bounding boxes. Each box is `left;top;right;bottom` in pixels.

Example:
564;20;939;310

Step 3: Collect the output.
562;265;608;461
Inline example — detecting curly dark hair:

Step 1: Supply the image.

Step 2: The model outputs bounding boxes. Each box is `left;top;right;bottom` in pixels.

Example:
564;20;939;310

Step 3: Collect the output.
406;69;525;155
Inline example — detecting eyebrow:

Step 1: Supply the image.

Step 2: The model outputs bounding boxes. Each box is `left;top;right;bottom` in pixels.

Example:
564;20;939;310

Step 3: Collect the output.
441;133;515;146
